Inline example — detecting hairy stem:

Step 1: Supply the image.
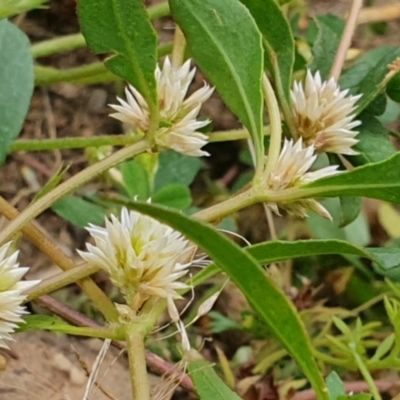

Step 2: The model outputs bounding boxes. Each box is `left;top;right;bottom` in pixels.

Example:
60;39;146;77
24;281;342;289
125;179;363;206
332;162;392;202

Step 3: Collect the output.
11;134;140;152
127;329;151;400
11;127;270;152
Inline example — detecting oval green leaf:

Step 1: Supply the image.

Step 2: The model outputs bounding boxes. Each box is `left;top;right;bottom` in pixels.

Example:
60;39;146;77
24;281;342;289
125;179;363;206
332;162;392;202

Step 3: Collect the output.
77;0;158;113
126;201;328;399
153;183;192;209
52;195;106;228
169;0;264;164
0;20;34;164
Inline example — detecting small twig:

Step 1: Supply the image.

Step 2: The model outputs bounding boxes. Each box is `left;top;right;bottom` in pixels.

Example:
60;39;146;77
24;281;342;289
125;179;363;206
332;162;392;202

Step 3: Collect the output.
292;378;400;400
330;0;363;80
358;4;400;25
34;295;195;394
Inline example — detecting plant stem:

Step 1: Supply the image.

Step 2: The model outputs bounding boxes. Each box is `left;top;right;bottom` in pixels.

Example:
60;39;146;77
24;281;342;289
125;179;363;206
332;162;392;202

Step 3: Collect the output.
30;2;171;58
350;343;382;400
34;43;172;86
0;139;150;247
262;74;282;179
0;196;119;322
193;187;258;222
330;0;363;80
127;329;151;400
25;263;100;302
11;135;140;152
11;127;270;152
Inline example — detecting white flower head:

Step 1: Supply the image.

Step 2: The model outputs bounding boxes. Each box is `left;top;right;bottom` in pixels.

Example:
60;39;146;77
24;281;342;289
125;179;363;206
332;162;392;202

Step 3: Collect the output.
79;207;196;321
109;57;214;157
0;242;39;348
291;70;362;155
266;138;341;219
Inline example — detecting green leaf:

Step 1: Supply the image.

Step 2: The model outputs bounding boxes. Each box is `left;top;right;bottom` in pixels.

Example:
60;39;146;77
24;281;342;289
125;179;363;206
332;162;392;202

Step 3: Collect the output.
350;114;396;166
338;196;361;228
153;183;192;209
18;315;117;339
52;195;106;228
387;71;400;103
0;0;48;19
77;0;158;113
188;352;242;400
126;201;328;399
0;20;34;164
301;152;400;203
326;371;345;400
170;0;265;164
34;164;70;200
356;48;400;114
310;14;344;79
240;0;294;102
192;239;400;288
120;160;150;200
248;240;399;272
340;47;396;90
154;150;202;192
18;315;80;333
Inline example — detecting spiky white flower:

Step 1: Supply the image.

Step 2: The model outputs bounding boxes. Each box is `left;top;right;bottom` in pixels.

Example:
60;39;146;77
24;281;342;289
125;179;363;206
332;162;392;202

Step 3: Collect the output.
291;70;362;155
79;207;196;322
0;242;39;348
109;57;214;157
266;138;341;219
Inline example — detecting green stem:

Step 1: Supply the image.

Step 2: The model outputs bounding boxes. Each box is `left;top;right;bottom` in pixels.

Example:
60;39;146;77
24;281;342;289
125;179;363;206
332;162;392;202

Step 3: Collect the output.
11;127;270;152
350;343;382;400
30;2;171;58
262;74;282;179
11;135;140;152
34;43;172;86
0;139;150;246
127;329;151;400
25;263;100;302
208;126;270;143
193;187;258;222
37;325;121;340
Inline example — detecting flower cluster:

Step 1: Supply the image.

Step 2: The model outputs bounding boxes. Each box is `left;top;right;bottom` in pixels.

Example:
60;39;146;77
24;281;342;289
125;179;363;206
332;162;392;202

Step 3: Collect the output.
79;207;196;344
264;70;362;219
266;138;341;219
110;57;213;157
291;70;361;155
0;242;38;348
